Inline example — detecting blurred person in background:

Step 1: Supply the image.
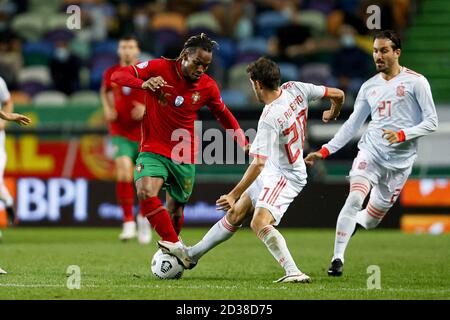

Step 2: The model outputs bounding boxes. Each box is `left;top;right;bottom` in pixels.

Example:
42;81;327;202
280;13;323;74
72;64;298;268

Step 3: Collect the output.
0;75;31;242
100;35;151;244
49;40;81;95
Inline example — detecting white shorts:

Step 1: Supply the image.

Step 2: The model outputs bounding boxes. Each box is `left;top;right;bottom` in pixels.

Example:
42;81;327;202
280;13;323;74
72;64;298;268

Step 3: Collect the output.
246;169;305;226
349;150;412;206
0;131;6;183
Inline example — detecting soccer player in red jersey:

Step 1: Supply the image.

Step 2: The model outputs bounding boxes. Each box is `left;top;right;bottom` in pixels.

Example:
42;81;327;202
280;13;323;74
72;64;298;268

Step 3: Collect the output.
111;34;249;267
101;36;151;244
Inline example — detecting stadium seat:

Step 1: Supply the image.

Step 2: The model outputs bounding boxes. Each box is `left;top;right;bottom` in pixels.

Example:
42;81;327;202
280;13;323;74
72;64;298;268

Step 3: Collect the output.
11;13;45;41
214;37;236;69
91;40;119;57
18;66;52;86
70;38;92;61
296;10;327;37
255;11;290;39
151;12;187;35
68;91;101;106
235;52;261;64
153;28;184;57
89;53;118;70
28;0;62;14
33;91;68;106
278;63;300;83
237;37;268;55
17;81;48;97
228;63;254;99
10;91;32;105
44;29;75;43
44;14;70;33
220;89;248;109
299;63;332;85
187;12;222;35
22;41;54;66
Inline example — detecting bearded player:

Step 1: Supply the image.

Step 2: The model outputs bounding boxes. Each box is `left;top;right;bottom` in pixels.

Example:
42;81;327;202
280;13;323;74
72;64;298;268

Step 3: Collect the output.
111;33;249;267
101;36;151;244
305;30;439;276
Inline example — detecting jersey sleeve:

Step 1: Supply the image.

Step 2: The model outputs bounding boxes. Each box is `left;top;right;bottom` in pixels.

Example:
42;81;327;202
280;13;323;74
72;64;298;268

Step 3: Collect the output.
322;84;370;155
131;60;154;80
0;77;11;103
293;81;327;101
207;81;226;113
249;118;277;159
401;76;438;140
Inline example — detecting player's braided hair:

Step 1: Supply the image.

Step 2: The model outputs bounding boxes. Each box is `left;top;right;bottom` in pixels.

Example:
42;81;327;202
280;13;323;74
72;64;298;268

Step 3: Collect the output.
178;33;219;59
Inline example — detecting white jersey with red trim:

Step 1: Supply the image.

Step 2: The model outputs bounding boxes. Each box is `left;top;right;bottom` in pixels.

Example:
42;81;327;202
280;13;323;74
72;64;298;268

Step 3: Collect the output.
250;81;327;182
323;67;438;170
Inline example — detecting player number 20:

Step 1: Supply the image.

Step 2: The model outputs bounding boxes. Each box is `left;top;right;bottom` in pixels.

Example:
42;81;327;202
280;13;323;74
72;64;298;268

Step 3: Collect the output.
283;110;307;164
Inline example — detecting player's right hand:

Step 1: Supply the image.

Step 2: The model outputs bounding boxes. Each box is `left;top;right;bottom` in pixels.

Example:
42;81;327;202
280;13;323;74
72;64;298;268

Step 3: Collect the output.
141;76;168;92
304;151;323;166
104;108;117;122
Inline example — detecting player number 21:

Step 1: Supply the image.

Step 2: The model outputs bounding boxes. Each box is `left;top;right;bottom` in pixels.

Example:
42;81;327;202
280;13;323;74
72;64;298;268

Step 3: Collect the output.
283;109;307;164
378;100;392;117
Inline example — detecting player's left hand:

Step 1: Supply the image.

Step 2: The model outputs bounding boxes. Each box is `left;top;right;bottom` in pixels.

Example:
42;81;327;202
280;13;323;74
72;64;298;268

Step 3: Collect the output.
131;102;145;120
382;129;401;145
322;109;339;123
5;113;31;126
216;194;236;211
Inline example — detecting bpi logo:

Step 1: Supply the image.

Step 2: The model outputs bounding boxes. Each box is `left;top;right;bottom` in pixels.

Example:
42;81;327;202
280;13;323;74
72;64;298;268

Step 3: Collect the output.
17;178;88;222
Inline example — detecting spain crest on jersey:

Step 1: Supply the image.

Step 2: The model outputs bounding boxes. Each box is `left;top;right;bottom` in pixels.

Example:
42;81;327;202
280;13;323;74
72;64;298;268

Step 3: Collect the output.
192;91;200;104
396;84;405;97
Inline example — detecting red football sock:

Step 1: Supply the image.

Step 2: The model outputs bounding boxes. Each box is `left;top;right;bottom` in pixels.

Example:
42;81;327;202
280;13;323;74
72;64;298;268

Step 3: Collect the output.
172;211;184;235
116;181;135;222
140;197;178;243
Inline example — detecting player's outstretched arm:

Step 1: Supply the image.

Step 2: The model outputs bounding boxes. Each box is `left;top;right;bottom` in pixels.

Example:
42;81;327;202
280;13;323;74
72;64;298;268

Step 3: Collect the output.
322;88;345;123
0;110;31;125
216;156;265;211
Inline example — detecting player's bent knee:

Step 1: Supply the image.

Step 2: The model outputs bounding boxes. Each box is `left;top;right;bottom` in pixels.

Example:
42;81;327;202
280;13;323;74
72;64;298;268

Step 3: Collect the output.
226;208;244;226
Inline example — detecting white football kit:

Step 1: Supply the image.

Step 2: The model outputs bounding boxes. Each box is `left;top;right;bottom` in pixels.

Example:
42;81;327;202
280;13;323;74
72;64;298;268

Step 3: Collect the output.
323;67;438;209
0;77;10;186
247;81;327;225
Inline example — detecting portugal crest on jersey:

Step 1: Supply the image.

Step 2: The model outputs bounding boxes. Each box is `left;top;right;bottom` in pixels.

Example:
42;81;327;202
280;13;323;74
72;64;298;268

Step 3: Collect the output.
192;91;200;104
396;85;405;97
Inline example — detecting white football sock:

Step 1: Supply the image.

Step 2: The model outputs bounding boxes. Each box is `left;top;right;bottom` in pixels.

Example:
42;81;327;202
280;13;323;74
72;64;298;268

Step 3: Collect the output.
0;184;13;207
356;202;388;230
258;225;300;275
187;216;239;262
332;177;371;262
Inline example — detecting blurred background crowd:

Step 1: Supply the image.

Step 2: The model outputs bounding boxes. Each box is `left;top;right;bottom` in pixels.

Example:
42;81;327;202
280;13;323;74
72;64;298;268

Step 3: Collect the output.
0;0;415;109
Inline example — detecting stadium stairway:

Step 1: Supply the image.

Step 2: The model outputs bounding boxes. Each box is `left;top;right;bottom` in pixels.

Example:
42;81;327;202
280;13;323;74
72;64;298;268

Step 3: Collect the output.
402;0;450;103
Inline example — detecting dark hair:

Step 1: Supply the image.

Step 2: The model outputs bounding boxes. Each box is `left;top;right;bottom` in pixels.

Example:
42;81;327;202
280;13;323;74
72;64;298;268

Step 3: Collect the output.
373;30;401;50
246;57;281;90
181;33;218;56
119;35;140;47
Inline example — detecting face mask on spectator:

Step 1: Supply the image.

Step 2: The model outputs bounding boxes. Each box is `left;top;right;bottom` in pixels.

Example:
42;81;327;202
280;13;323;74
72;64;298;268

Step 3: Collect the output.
55;47;70;61
341;35;355;48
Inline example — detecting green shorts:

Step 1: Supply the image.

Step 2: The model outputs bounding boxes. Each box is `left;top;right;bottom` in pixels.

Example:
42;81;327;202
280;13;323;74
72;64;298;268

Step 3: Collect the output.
111;136;139;161
134;152;195;204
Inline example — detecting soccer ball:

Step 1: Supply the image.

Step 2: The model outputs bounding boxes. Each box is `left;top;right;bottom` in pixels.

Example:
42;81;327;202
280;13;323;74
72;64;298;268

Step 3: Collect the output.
151;249;184;279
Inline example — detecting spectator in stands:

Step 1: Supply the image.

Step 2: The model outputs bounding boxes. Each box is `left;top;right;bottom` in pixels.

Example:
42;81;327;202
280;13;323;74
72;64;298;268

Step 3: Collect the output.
49;41;81;95
331;24;370;98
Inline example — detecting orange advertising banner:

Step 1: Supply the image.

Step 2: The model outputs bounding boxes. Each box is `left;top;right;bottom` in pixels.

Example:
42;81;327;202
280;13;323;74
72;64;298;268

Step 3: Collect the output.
401;179;450;207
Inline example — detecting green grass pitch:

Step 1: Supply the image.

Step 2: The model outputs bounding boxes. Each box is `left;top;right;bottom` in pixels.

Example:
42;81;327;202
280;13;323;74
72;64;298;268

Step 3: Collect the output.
0;227;449;300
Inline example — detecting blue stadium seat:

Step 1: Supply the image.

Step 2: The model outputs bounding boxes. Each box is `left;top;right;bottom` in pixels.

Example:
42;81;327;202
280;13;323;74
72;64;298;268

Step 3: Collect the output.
220;89;248;109
91;40;118;57
255;11;290;39
237;37;268;55
278;63;299;83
